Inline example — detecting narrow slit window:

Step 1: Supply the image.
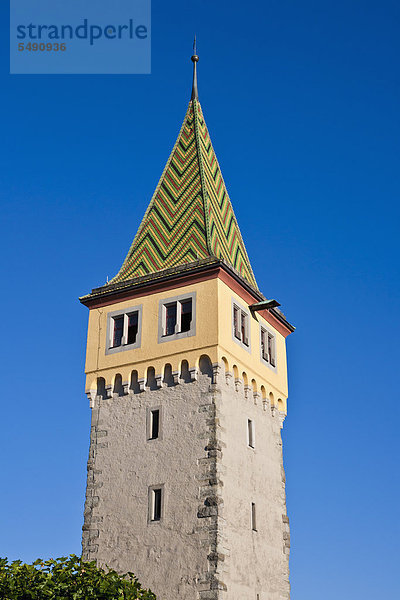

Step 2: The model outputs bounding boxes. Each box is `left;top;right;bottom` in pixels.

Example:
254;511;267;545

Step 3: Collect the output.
152;488;162;521
150;409;160;440
180;299;192;332
251;502;257;531
248;419;254;448
112;316;124;347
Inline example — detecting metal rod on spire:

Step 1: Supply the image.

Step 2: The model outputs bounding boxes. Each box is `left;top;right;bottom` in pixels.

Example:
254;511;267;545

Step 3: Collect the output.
191;35;199;101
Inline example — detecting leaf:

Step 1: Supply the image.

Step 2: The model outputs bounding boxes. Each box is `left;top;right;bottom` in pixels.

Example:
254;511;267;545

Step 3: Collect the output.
0;555;156;599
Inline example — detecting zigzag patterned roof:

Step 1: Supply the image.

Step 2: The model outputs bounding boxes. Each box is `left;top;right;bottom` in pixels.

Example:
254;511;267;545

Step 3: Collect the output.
112;98;257;289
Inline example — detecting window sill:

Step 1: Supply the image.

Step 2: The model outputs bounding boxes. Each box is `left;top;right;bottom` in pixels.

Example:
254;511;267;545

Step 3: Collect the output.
232;335;251;353
260;357;278;372
105;341;141;355
158;329;195;343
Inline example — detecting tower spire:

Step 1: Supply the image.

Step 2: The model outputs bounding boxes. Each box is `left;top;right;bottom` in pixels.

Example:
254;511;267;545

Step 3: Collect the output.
191;36;199;100
109;43;258;289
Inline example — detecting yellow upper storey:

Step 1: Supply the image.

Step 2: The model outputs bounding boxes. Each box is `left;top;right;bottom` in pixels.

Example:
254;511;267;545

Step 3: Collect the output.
84;272;290;412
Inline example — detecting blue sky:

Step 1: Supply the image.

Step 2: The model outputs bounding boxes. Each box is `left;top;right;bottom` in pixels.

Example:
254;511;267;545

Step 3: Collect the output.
1;1;399;598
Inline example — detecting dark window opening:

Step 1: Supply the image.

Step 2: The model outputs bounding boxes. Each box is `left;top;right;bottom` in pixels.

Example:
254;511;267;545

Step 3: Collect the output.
233;306;241;339
109;309;141;350
241;312;249;345
251;502;257;531
261;330;267;361
112;316;124;347
241;313;246;342
233;305;248;345
152;488;162;521
180;299;192;332
248;419;254;448
268;334;276;367
150;409;160;439
261;328;276;367
163;298;193;336
165;303;177;336
127;312;138;345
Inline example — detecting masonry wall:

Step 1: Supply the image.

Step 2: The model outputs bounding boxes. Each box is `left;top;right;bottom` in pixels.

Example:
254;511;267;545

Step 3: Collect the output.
83;365;290;600
217;373;290;600
83;369;218;600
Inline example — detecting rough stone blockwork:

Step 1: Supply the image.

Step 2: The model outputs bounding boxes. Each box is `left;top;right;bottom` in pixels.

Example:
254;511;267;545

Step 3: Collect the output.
197;368;227;600
82;402;104;559
82;363;290;599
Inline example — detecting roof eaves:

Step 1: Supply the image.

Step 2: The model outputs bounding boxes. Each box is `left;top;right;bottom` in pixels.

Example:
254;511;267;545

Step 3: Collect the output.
79;257;295;333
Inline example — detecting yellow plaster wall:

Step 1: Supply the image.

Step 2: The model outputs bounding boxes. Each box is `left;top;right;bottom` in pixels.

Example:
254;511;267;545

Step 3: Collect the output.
216;279;289;411
84;278;219;389
84;276;289;412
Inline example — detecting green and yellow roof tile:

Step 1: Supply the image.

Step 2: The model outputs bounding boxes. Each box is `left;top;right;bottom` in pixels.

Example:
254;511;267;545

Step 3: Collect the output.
112;52;257;290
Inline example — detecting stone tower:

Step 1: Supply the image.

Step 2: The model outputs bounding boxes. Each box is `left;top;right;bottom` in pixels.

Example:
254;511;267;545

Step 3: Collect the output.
80;50;294;600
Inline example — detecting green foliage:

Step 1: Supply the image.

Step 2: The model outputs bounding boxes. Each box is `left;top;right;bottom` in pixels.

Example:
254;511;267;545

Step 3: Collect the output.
0;554;156;600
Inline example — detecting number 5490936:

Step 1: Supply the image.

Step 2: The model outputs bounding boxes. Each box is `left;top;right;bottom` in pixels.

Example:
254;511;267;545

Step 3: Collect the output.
18;42;67;51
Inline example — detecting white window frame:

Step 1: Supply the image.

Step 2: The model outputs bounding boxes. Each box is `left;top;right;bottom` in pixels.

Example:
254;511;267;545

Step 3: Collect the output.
158;292;196;343
260;324;277;370
105;305;142;355
231;298;251;352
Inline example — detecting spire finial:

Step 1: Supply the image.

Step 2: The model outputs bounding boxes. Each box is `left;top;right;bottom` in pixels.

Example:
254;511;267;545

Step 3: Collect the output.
191;35;199;101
